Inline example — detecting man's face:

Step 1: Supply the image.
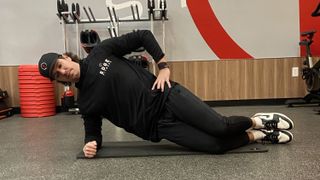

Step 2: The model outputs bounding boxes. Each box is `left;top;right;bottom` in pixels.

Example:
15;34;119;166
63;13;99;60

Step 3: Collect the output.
51;56;80;83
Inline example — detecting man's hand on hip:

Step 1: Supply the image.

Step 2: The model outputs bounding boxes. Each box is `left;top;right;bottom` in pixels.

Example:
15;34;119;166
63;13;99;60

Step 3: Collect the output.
152;68;171;92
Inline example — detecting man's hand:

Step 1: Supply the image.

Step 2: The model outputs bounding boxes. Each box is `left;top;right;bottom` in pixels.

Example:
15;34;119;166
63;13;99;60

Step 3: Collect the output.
152;68;171;92
83;141;97;158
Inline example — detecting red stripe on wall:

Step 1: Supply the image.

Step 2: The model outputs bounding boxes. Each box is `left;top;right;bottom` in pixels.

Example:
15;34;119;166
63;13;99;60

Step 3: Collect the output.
299;0;320;56
187;0;252;59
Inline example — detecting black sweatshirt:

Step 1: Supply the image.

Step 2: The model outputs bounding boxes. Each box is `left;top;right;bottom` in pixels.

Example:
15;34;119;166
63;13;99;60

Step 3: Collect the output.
75;30;174;149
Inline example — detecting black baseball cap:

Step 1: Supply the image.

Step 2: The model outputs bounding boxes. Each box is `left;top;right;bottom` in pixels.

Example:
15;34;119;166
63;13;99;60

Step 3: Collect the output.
38;53;61;80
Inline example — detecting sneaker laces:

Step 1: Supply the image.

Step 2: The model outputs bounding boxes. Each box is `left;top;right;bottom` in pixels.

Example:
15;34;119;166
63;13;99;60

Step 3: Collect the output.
263;120;278;130
262;131;279;144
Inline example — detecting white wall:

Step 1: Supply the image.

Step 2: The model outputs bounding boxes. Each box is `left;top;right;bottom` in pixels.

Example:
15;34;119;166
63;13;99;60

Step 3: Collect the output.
0;0;300;66
0;0;63;66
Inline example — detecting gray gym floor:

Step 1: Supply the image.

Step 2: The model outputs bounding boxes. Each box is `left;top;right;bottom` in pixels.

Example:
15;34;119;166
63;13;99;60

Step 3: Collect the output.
0;105;319;180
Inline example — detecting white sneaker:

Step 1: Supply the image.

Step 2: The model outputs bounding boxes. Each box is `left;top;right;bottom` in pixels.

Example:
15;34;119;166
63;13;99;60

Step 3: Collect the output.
252;112;294;130
258;129;293;144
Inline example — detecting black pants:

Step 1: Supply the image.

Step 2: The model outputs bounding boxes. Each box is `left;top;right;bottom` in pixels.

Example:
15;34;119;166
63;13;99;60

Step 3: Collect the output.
157;84;252;154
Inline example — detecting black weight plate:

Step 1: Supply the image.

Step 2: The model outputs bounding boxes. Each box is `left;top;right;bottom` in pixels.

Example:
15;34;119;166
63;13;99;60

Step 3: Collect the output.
57;0;63;15
76;3;80;16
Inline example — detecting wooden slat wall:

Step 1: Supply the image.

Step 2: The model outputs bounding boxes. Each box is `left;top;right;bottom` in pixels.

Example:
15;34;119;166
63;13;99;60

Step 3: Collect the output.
169;57;306;100
0;57;307;107
0;66;19;106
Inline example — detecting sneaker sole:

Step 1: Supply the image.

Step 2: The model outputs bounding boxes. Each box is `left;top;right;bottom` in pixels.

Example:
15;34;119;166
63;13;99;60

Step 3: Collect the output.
253;112;294;130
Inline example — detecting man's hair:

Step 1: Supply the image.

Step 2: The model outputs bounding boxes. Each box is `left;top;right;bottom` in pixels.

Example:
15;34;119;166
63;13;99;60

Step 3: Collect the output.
64;52;80;63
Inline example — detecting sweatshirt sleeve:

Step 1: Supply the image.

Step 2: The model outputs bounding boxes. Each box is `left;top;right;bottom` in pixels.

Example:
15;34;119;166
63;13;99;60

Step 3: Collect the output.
97;30;165;62
82;114;103;150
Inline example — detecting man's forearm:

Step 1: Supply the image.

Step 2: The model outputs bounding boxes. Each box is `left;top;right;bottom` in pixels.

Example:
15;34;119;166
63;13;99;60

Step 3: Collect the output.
157;56;167;63
83;115;103;150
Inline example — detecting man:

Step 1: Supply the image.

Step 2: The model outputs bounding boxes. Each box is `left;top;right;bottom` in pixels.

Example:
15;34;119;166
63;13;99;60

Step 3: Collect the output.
38;30;294;158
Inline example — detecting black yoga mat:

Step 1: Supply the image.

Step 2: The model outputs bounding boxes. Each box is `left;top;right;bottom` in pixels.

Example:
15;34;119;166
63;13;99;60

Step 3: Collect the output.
76;141;268;159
